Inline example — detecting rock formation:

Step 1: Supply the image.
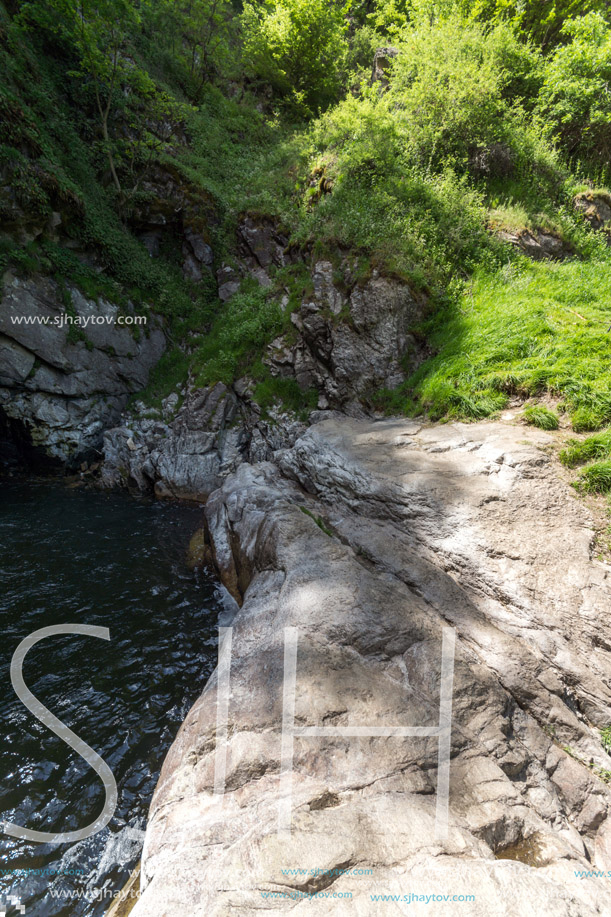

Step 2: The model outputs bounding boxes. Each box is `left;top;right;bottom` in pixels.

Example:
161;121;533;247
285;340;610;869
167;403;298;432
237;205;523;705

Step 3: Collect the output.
267;260;427;411
101;230;428;497
574;192;611;241
0;273;165;466
101;383;307;501
132;416;611;916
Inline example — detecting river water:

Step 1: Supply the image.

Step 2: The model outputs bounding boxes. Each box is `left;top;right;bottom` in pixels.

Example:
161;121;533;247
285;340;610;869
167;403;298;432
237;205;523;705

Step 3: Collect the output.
0;481;222;916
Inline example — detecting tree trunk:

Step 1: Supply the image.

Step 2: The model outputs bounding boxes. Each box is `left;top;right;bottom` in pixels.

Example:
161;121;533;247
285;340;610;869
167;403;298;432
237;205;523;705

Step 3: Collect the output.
101;111;122;194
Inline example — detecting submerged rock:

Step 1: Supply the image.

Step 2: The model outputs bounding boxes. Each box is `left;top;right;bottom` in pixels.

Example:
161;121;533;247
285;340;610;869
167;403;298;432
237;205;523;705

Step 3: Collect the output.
133;416;611;916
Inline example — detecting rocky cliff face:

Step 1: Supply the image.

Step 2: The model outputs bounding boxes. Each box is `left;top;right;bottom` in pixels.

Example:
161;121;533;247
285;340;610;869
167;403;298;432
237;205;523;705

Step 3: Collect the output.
133;416;611;916
101;382;308;501
100;225;427;497
267;259;426;411
0;272;165;467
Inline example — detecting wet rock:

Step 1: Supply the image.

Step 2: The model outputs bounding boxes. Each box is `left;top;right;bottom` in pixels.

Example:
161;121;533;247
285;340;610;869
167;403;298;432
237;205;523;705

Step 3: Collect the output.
237;215;288;271
134;417;611;917
0;335;35;385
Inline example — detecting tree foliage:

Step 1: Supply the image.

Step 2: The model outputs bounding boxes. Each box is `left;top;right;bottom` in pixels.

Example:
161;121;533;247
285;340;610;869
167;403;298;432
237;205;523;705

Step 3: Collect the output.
17;0;191;195
456;0;608;48
538;12;611;167
241;0;347;117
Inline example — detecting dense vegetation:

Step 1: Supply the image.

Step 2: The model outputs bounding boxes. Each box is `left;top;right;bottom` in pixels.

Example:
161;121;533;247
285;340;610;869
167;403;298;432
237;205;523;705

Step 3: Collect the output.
2;0;611;444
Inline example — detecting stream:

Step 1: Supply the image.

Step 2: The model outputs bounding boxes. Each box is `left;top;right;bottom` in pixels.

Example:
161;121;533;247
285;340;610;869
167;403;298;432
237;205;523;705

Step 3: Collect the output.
0;480;222;916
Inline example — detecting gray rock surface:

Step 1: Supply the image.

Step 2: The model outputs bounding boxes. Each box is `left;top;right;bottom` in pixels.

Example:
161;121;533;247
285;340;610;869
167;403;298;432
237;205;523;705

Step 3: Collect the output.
101;383;308;500
133;416;611;916
267;261;426;410
371;46;399;87
126;163;217;282
0;272;165;463
496;228;570;260
209;217;427;413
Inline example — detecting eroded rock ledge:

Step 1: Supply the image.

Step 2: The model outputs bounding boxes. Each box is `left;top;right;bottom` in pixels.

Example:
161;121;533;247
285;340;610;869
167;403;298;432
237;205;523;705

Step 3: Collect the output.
133;417;611;916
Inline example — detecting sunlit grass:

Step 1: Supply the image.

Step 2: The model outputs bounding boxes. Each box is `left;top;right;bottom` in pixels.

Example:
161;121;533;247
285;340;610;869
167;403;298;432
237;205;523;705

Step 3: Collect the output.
383;256;611;431
560;430;611;467
523;405;560;430
575;461;611;494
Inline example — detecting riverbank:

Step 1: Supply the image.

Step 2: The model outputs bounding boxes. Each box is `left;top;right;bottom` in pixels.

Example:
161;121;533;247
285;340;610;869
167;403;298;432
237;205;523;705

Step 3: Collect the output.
130;415;611;916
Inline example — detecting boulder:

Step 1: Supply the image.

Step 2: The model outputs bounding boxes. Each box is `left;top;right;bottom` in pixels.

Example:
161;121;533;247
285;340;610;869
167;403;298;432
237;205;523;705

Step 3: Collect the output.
469;143;514;178
133;416;611;916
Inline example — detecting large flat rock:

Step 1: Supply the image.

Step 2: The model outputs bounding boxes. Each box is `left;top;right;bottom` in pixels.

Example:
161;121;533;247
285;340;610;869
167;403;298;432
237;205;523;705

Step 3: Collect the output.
133;417;611;916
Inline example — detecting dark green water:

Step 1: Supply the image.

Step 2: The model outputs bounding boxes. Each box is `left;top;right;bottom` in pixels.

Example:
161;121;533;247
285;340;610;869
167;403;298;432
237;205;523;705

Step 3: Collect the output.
0;481;222;916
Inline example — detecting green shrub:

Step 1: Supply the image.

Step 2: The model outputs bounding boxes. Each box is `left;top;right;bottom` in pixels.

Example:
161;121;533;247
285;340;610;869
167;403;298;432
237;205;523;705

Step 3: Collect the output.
193;284;284;386
387;18;543;169
456;0;606;48
523;405;559;429
575;460;611;494
253;373;318;417
299;90;498;291
538;13;611;170
134;347;190;408
241;0;347;118
560;430;611;467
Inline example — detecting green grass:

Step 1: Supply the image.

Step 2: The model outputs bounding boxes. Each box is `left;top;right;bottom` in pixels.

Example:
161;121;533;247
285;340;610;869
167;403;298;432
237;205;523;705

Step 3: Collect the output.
299;505;334;537
253;374;318;418
381;256;611;429
560;430;611;467
523;405;560;430
601;726;611;754
132;347;189;410
191;281;284;387
574;461;611;494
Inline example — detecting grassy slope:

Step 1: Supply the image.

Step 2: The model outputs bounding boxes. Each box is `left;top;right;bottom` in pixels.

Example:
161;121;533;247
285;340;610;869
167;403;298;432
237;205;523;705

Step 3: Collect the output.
3;3;611;444
173;21;611;437
384;256;611;431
